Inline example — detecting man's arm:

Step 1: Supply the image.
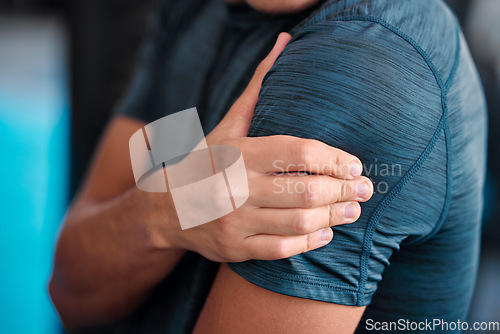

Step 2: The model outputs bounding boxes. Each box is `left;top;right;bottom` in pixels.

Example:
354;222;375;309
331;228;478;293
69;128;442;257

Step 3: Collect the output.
194;264;365;333
49;117;187;330
193;15;447;332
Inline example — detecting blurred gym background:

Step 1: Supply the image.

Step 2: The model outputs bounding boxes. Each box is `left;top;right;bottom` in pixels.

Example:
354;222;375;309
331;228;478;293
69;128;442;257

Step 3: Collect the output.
0;0;498;333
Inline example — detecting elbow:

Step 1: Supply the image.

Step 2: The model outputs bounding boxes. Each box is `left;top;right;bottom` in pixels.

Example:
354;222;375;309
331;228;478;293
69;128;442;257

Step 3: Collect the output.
49;238;90;331
49;222;99;331
49;277;93;332
49;273;133;332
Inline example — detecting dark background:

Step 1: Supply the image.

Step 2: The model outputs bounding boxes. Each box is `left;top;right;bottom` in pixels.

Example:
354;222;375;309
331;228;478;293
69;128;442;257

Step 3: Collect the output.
0;0;498;332
0;0;156;196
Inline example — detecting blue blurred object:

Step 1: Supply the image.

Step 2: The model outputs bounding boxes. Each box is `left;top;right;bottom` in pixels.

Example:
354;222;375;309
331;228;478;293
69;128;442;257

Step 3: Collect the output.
0;17;69;334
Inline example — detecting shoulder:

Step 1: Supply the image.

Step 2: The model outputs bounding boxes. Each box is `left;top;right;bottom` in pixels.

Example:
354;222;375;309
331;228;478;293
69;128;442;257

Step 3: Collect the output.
252;0;465;134
253;5;447;141
286;0;459;86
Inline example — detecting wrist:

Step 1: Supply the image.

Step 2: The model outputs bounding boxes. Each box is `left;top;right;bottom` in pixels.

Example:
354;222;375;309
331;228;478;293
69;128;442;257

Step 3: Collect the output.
127;187;183;251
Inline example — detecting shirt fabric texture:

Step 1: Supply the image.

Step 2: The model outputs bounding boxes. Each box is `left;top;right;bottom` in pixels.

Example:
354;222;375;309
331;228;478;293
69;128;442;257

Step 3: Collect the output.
106;0;487;333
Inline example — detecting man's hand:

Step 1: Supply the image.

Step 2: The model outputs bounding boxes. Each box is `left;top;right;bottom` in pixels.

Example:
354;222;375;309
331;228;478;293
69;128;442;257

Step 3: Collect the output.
168;33;373;262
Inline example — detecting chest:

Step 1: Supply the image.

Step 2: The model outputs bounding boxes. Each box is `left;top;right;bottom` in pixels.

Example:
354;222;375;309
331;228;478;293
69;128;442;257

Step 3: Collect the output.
158;4;288;133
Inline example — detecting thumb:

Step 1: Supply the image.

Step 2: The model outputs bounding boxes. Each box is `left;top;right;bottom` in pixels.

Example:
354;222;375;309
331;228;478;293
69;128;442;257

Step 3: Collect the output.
221;32;292;137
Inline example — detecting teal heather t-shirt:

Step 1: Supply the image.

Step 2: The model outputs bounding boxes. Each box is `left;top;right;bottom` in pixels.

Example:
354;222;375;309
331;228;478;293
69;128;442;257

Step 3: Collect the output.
105;0;487;333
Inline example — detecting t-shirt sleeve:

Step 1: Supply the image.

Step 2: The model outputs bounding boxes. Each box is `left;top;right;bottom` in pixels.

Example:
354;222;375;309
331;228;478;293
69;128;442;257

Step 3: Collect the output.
228;19;449;306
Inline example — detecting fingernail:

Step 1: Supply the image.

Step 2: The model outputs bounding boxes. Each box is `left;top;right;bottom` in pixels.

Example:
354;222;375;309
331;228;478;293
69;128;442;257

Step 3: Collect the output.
344;203;357;219
321;228;332;241
350;162;362;177
357;182;369;199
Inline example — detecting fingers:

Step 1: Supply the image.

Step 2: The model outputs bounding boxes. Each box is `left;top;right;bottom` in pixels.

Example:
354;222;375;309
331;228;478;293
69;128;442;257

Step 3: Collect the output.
241;228;333;261
247;202;361;236
243;136;363;180
249;174;373;208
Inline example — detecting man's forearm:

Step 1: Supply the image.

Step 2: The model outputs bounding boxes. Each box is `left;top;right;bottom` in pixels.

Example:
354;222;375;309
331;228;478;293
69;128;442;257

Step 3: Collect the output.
49;187;185;330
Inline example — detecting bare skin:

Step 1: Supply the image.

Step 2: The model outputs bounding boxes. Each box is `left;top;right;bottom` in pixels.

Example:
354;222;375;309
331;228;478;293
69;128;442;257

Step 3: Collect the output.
49;33;372;331
194;264;365;334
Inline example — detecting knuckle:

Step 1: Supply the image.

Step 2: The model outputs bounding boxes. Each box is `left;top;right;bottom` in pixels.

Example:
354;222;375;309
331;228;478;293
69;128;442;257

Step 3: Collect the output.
305;233;315;253
340;181;352;201
294;210;313;234
296;140;315;166
301;186;319;208
271;241;289;259
334;152;348;177
328;204;338;225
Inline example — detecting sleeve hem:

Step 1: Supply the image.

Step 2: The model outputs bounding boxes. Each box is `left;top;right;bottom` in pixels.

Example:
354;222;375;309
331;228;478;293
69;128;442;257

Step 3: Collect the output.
227;262;373;307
